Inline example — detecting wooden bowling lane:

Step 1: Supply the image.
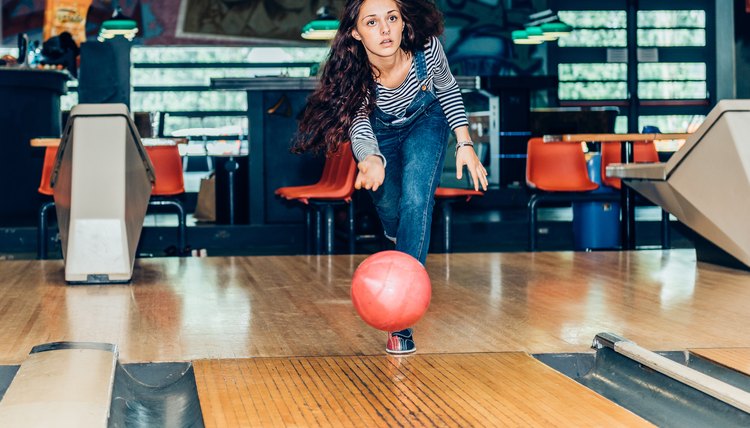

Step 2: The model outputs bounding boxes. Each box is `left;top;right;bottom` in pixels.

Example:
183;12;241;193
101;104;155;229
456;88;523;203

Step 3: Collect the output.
691;349;750;377
194;353;652;427
4;250;750;364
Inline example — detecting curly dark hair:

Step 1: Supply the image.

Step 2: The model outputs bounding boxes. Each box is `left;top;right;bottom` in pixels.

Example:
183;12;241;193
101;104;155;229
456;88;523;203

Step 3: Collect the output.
293;0;444;155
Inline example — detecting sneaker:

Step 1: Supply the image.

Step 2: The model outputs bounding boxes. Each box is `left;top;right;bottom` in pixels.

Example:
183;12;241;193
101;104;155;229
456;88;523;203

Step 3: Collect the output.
386;328;416;355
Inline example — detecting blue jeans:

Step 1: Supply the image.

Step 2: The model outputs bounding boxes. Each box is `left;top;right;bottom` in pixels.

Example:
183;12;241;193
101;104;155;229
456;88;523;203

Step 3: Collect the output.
369;100;449;264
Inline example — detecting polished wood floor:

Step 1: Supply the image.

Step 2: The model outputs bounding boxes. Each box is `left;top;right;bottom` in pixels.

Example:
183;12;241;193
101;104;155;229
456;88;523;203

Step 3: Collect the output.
1;249;749;363
2;249;750;425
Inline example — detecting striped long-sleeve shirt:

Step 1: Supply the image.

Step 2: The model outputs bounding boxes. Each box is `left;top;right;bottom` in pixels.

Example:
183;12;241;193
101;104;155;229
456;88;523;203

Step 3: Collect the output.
349;36;468;163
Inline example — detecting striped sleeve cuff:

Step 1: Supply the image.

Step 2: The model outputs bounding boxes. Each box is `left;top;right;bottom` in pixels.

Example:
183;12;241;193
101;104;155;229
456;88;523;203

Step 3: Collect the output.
351;137;387;168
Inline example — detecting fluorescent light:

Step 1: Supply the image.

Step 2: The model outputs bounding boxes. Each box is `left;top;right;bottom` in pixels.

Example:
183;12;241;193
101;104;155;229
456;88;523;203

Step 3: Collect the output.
98;8;138;42
512;30;542;45
526;26;556;41
301;19;339;40
301;6;339;41
541;22;573;37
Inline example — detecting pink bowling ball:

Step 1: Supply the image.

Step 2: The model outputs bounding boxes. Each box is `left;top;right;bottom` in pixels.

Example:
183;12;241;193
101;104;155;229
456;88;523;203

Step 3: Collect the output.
351;251;431;331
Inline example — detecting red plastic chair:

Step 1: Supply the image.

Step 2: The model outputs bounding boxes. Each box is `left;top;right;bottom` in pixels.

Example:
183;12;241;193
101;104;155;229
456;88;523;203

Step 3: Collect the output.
600;140;670;248
434;187;483;252
145;144;188;254
600;141;660;190
145;144;185;196
277;142;357;254
526;138;599;192
526;137;609;251
38;146;58;196
275;150;339;199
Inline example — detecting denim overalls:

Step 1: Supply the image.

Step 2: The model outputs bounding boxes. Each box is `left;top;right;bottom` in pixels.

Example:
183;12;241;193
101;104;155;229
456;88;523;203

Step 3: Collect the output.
368;48;449;265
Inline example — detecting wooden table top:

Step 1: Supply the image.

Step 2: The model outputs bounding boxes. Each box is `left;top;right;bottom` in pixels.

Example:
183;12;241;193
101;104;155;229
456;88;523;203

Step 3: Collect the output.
543;132;692;143
30;137;188;147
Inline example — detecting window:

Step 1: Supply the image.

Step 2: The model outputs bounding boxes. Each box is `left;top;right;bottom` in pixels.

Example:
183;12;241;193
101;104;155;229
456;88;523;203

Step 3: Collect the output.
550;1;714;145
558;63;627;100
53;45;328;134
637;10;706;47
129;46;328;136
558;11;627;47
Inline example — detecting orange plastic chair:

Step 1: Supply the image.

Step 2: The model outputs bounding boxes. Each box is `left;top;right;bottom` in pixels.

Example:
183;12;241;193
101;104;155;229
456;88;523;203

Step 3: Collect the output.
526;137;609;251
37;146;59;258
275;150;339;199
145;144;185;196
434;187;483;252
38;146;58;196
287;148;355;203
600;140;670;248
600;141;660;189
526;137;599;192
277;142;357;254
145;144;188;254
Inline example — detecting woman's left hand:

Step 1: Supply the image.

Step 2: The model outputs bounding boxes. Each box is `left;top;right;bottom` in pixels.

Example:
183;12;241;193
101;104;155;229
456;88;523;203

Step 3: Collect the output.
456;146;488;191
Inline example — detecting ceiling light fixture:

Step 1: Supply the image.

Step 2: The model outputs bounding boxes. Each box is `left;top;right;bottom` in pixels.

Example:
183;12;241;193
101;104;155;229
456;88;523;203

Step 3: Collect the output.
98;7;138;42
513;9;572;45
301;6;339;41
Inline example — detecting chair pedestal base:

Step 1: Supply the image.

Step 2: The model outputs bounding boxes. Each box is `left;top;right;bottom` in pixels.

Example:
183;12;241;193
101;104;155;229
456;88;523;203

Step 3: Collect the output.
434;188;483;253
37;201;56;260
306;200;355;255
528;192;620;252
148;198;188;255
528;192;671;251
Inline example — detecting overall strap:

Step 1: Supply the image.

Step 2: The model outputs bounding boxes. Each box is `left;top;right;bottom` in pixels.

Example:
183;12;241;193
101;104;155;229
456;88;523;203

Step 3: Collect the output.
414;49;427;82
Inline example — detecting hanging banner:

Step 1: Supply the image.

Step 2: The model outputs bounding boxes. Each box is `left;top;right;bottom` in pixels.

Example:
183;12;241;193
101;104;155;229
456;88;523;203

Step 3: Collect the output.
43;0;93;44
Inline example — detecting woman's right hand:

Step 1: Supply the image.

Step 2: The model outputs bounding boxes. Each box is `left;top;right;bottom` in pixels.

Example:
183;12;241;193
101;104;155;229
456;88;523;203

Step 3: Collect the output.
355;155;385;191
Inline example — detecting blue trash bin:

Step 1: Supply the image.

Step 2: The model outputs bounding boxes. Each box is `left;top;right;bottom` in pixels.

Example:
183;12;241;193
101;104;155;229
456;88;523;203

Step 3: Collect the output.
572;153;621;250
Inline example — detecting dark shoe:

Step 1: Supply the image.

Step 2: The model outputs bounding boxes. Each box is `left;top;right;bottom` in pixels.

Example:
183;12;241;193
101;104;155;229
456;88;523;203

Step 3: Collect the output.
386;328;416;355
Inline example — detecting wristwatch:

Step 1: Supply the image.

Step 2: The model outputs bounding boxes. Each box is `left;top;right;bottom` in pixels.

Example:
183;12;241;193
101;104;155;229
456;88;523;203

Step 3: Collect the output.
455;140;474;156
